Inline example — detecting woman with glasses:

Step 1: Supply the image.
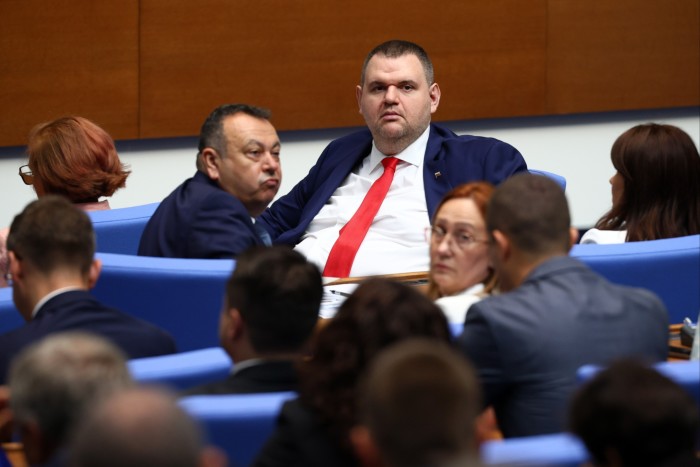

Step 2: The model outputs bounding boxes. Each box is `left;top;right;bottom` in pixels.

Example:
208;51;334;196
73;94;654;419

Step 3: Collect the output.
426;182;495;324
1;116;130;287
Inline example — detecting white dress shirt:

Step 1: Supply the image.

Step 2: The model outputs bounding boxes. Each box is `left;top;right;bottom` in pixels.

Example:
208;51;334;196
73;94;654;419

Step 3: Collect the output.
295;127;431;277
435;283;485;324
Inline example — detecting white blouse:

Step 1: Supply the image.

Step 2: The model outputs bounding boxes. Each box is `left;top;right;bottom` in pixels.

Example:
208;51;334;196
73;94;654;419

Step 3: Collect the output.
579;229;627;245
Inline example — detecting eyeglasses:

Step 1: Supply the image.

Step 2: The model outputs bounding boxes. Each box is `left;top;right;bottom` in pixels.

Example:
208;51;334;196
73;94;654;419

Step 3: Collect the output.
19;165;33;185
425;226;488;250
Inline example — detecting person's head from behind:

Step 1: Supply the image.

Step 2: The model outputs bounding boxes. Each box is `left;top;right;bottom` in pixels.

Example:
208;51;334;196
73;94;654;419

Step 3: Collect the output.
569;359;699;467
197;103;282;216
6;196;100;319
597;123;700;241
70;386;226;467
352;339;482;467
9;332;133;465
486;173;577;292
427;182;495;299
300;278;452;450
219;245;322;361
356;40;441;155
25;116;129;203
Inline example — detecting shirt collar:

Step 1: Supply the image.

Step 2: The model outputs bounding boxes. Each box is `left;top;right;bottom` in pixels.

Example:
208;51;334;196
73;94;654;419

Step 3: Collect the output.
32;286;84;318
368;126;431;174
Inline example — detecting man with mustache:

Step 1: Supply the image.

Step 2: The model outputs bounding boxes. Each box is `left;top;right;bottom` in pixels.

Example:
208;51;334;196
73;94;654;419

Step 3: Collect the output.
139;104;282;258
258;40;527;278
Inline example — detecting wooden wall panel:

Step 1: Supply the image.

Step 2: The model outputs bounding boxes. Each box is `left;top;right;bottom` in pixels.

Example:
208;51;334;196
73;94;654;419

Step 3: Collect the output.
0;0;139;146
1;1;696;146
139;0;547;137
547;0;700;114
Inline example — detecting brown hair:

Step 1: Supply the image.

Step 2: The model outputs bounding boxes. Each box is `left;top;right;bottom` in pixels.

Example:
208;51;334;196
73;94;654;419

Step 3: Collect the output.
595;123;700;241
7;196;95;277
427;181;495;300
27;116;130;203
298;278;452;454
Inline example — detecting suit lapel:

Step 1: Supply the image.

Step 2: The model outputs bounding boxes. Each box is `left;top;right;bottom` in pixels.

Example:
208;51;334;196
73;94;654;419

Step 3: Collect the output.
423;125;450;219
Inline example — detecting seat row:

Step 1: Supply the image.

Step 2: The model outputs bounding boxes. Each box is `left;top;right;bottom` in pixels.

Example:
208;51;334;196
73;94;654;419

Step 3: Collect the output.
126;357;698;467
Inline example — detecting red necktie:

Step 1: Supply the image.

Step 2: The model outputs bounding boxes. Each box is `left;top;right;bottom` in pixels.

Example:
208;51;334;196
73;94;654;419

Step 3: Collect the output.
323;157;400;277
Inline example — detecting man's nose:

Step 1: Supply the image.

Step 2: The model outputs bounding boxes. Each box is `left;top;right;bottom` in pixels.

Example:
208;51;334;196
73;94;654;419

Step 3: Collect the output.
263;153;280;173
384;85;399;103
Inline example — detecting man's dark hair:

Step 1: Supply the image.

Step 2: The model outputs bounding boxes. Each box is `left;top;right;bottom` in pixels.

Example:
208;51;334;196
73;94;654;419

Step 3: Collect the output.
569;359;699;466
7;195;95;276
359;339;481;467
360;40;434;86
226;246;322;354
487;173;570;256
197;104;271;165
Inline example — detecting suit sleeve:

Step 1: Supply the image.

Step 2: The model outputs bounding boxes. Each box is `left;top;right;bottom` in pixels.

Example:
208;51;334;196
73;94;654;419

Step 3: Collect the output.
188;192;261;259
481;138;528;185
457;303;508;409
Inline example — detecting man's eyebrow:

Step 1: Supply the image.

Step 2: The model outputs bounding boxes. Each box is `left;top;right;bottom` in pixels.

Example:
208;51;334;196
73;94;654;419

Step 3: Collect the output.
244;139;281;149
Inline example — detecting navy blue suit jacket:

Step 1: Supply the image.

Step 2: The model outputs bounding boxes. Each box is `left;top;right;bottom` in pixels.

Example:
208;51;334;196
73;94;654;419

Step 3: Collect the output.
257;124;527;244
457;256;669;438
182;360;298;396
138;171;264;258
0;290;176;384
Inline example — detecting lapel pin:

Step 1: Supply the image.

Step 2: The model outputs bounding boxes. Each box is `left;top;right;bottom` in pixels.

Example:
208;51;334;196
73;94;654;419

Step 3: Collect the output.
434;171;442;179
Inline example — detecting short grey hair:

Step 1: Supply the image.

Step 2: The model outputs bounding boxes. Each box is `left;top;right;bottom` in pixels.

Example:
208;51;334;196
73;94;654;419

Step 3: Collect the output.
9;332;133;446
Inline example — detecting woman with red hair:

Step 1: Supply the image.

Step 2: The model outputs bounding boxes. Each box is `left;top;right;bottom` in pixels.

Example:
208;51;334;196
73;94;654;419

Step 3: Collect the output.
1;116;130;287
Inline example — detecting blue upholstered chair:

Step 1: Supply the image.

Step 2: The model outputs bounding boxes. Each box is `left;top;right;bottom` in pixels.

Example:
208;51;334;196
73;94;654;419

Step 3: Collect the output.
481;433;588;466
88;202;159;254
571;235;700;324
0;287;22;334
92;253;235;351
180;391;295;467
577;361;700;406
529;169;567;191
129;347;231;391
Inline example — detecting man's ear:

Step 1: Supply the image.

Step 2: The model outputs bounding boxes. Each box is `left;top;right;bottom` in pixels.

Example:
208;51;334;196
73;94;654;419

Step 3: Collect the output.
567;227;579;251
350;425;383;467
227;308;245;341
7;251;23;284
356;85;364;113
491;229;510;262
200;148;221;181
429;82;441;113
87;258;102;289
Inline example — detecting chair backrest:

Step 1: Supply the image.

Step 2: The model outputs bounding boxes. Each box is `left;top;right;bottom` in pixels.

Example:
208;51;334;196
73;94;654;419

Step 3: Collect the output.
571;235;700;324
92;253;235;352
88;202;159;254
180;391;295;467
0;287;22;334
481;433;588;466
577;361;700;405
528;169;567;191
128;347;231;391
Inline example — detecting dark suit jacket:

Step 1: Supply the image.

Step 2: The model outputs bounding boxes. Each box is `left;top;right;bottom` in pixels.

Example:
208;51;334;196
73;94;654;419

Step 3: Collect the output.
457;256;669;438
257;124;527;244
182;360;298;396
138;171;264;258
0;290;176;384
253;398;358;467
